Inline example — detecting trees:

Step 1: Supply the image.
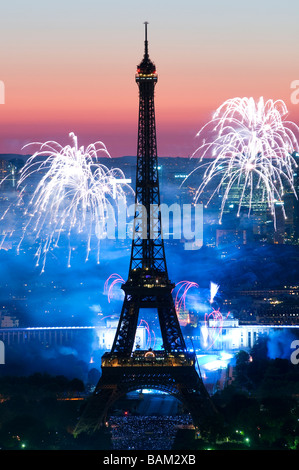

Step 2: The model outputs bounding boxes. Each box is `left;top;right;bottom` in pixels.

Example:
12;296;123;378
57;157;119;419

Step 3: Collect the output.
215;341;299;449
0;373;87;449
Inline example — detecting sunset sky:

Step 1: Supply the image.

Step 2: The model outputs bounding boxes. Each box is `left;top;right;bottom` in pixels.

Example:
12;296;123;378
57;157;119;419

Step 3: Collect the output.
0;0;299;157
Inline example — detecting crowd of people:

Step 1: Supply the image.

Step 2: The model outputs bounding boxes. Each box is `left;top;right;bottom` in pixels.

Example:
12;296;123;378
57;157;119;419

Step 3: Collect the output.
108;415;192;450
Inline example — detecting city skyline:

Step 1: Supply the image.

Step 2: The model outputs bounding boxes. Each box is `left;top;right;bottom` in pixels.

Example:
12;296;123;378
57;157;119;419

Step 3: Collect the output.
0;0;299;158
0;3;299;450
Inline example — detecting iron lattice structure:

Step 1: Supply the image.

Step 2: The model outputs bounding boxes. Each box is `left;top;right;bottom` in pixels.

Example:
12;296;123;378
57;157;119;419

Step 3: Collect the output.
111;22;185;355
74;23;215;437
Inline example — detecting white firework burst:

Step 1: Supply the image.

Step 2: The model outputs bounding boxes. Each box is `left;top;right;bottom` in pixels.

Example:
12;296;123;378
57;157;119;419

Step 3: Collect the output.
187;97;299;227
14;132;132;271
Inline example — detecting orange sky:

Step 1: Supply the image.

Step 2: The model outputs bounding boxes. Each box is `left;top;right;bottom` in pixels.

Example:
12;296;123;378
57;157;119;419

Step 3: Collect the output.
0;0;299;157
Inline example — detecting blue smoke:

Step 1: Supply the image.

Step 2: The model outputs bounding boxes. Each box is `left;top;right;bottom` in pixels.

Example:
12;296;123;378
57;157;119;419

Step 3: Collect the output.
267;328;299;360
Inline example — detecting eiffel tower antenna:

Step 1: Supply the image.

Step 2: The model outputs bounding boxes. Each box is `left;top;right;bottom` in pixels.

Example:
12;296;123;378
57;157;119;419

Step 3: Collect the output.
144;21;149;57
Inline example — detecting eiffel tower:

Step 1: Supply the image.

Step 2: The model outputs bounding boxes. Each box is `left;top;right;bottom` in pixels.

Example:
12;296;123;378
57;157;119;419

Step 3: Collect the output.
74;23;215;436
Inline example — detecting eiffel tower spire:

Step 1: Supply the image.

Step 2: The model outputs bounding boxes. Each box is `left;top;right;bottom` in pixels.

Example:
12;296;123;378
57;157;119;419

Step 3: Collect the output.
144;21;149;59
73;24;216;436
111;22;186;354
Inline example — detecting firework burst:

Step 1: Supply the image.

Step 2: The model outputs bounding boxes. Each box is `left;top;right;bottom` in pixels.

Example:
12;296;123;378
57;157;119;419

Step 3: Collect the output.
104;273;125;303
186;97;299;227
174;280;199;313
8;132;132;271
209;281;220;305
202;308;230;350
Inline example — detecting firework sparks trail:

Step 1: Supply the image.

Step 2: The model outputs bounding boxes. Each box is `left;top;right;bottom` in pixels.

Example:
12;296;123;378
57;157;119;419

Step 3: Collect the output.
104;273;125;303
174;279;219;312
138;319;152;349
2;133;132;271
185;97;299;228
99;314;119;325
203;308;230;350
174;280;199;318
209;281;219;304
174;280;228;349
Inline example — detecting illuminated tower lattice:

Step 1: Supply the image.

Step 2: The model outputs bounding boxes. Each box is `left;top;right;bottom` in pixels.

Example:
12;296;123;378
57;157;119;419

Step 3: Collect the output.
74;23;215;436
